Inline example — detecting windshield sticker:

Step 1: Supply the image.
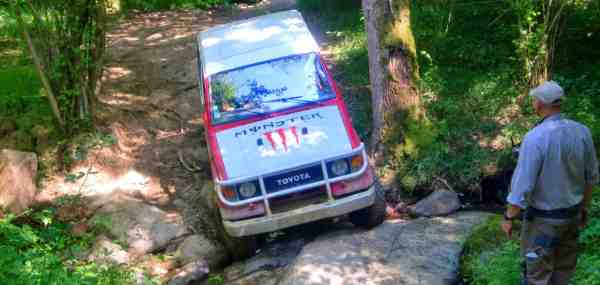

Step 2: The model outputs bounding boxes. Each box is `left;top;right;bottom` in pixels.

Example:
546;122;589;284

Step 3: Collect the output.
246;80;288;99
234;112;324;138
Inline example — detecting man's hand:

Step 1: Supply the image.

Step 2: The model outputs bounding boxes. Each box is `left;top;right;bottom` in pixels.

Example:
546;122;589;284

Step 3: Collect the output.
502;220;514;239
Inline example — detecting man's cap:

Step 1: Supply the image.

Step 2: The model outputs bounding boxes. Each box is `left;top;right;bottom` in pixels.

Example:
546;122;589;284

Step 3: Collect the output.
529;80;564;105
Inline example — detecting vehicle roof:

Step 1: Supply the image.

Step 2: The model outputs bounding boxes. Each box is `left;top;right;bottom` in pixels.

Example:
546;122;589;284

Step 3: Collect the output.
197;10;319;76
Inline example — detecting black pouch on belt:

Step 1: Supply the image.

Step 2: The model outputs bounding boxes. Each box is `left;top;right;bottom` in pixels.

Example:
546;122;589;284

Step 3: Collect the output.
526;204;581;220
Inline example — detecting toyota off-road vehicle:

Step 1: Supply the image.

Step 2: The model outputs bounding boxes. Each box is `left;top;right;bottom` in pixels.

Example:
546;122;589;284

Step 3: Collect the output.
196;10;385;259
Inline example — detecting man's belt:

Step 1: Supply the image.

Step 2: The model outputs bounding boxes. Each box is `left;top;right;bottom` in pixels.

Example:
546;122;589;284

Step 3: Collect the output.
525;203;581;220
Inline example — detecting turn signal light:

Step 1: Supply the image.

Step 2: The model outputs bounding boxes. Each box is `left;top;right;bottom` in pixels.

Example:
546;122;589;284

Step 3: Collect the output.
350;155;364;172
221;186;238;201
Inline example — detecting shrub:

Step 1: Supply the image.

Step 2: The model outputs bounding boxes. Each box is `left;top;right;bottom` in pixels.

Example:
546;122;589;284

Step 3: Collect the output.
120;0;259;11
0;209;134;284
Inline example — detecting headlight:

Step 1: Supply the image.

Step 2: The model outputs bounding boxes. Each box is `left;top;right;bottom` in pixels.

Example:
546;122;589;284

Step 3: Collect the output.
238;182;258;198
330;159;350;177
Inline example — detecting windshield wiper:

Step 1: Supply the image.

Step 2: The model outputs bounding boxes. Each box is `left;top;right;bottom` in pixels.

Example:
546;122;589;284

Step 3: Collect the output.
262;96;329;106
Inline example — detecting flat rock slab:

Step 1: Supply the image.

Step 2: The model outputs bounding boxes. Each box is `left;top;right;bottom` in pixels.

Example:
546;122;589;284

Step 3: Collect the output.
280;212;490;285
91;197;189;256
224;239;305;285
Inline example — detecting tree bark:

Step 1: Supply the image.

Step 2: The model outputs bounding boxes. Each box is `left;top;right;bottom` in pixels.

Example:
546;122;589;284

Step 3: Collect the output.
13;2;66;130
362;0;425;165
363;0;387;160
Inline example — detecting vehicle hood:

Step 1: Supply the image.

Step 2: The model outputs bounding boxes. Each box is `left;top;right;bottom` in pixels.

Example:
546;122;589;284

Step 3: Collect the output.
215;105;353;179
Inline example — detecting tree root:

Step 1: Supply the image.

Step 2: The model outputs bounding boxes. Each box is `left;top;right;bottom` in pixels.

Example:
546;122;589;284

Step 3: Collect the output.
178;150;203;172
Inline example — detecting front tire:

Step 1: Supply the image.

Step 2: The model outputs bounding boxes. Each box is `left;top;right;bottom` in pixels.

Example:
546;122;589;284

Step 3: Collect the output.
349;181;386;229
204;185;258;261
220;230;258;261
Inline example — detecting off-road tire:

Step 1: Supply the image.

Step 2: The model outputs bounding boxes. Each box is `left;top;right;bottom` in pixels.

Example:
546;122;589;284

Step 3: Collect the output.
220;231;258;261
205;186;258;261
349;181;386;229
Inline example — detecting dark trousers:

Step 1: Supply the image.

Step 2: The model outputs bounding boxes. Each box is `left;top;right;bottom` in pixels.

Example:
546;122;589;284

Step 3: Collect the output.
521;215;580;285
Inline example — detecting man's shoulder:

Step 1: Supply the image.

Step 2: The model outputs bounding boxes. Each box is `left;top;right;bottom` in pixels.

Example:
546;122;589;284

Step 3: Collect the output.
563;118;593;137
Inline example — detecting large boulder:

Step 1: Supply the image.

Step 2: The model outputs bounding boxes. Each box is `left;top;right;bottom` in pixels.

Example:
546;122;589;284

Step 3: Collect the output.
90;197;189;256
174;234;228;269
0;149;37;214
280;212;491;285
411;190;461;217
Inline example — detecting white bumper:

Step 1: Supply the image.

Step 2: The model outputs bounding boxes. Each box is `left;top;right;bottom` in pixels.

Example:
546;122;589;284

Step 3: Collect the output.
223;186;375;237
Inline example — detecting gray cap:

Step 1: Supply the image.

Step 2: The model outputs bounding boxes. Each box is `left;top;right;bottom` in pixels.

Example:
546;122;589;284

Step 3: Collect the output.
529;80;564;105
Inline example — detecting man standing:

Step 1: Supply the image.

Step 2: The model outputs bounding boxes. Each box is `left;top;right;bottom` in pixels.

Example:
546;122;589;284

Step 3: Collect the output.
502;81;599;285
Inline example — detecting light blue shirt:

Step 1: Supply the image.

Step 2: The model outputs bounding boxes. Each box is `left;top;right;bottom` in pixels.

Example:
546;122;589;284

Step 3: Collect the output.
507;114;599;210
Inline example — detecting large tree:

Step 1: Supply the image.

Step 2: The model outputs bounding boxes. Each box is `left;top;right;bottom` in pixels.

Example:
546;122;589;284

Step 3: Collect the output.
9;0;108;134
362;0;433;166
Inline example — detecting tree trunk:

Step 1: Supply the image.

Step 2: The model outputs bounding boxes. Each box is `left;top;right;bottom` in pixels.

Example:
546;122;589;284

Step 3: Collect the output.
363;0;387;161
13;2;66;130
362;0;427;165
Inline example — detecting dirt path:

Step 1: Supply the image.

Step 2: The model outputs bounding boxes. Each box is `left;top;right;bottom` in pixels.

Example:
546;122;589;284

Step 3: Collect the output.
35;1;297;235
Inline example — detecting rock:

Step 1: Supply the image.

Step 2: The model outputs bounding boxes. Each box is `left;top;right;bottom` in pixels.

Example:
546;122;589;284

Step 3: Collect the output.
175;234;227;269
223;239;304;285
411;190;461;217
90;198;189;256
138;255;177;277
279;212;491;285
0;149;37;214
87;235;130;265
56;204;93;222
167;260;210;285
225;268;285;285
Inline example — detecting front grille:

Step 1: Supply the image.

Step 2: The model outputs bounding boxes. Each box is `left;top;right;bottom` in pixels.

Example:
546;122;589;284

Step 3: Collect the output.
263;164;324;193
269;187;328;214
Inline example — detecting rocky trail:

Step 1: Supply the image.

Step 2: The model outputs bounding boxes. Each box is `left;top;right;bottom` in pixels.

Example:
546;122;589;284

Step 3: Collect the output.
8;1;494;284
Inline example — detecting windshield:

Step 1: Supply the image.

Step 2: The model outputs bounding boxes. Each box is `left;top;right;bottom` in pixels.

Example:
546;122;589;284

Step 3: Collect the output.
209;53;335;124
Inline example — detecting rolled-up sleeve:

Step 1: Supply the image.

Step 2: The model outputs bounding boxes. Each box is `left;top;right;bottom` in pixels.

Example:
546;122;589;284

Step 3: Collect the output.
584;133;599;186
507;134;543;208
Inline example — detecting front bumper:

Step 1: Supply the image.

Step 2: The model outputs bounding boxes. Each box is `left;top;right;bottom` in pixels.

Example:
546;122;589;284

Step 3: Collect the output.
223;185;375;237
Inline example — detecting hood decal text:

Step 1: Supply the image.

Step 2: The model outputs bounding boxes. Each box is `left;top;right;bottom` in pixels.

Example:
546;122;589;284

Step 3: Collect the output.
234;112;324;138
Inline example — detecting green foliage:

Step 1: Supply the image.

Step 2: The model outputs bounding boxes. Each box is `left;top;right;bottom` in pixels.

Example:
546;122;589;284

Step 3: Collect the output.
0;209;134;284
461;215;521;285
120;0;257;11
410;2;526;191
301;0;599;194
208;274;225;285
463;188;600;285
3;0;108;134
